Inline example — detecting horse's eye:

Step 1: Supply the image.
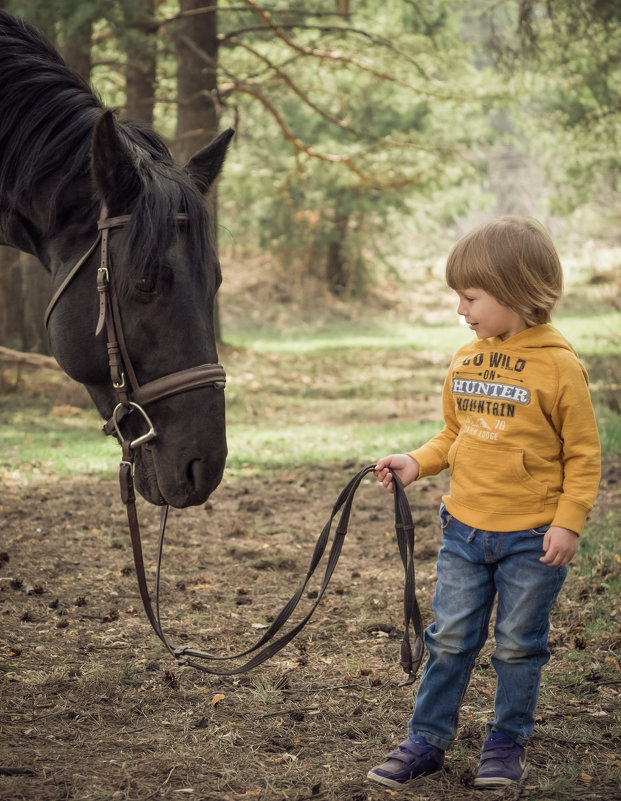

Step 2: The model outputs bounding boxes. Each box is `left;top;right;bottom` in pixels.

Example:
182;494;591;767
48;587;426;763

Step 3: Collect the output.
135;276;156;294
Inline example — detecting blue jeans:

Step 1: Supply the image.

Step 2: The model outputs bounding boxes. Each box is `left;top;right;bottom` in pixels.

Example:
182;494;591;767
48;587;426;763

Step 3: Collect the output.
409;506;567;750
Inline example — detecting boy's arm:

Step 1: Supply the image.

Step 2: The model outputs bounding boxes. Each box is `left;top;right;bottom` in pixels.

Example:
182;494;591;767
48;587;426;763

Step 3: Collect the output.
550;354;601;534
375;360;459;492
406;369;459;478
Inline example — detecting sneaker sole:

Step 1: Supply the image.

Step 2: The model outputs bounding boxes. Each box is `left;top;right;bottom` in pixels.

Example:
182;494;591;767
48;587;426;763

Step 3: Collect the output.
474;765;528;789
366;768;441;789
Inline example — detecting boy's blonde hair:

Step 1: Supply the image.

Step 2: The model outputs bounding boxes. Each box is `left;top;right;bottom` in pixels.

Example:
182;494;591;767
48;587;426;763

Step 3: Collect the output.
446;216;563;326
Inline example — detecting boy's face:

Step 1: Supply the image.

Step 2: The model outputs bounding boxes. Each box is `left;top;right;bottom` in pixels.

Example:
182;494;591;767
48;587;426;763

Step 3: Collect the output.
456;288;528;341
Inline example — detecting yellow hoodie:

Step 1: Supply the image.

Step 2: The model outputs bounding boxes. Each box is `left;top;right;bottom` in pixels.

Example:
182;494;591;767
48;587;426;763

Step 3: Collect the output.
408;325;601;533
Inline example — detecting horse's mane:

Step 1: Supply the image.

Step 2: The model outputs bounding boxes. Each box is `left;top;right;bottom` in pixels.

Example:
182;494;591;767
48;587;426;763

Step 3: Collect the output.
0;11;211;283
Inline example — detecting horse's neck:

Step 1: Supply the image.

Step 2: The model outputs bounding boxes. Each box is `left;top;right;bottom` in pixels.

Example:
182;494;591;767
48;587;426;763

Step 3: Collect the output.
0;208;41;257
1;179;97;269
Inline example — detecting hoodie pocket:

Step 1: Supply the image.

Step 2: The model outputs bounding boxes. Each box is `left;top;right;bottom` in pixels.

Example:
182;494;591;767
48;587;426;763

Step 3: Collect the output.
448;439;547;514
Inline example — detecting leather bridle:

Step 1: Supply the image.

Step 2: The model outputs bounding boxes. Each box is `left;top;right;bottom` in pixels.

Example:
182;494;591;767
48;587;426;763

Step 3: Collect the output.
44;210;424;683
44;208;226;447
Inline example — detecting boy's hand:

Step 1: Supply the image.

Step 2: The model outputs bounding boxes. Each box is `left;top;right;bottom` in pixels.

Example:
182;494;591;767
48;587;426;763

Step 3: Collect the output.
374;454;420;493
540;526;578;566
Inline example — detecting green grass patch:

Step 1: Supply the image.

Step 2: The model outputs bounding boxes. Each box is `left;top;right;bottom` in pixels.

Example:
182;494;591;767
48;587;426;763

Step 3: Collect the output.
226;317;473;355
596;405;621;455
0;399;117;482
1;308;619;480
223;310;620;468
553;311;621;356
226;310;621;357
225;419;444;472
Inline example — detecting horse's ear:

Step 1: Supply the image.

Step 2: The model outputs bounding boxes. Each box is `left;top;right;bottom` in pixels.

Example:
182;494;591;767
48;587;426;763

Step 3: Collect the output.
184;128;235;194
91;111;140;210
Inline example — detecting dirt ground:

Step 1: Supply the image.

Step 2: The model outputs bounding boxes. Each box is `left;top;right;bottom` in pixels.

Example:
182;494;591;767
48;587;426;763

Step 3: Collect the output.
1;456;620;801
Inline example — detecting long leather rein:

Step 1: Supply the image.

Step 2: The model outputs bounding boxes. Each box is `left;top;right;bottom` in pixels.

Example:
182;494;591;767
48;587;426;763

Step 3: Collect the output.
126;463;425;684
44;209;425;683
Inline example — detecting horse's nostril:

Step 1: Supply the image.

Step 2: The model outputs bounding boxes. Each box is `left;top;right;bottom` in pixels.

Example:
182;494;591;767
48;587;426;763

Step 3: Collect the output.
184;456;225;502
187;457;211;491
187;458;201;488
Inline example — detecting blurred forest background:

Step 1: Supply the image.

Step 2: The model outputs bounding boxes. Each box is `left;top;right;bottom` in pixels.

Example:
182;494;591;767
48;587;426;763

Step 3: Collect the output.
0;0;619;352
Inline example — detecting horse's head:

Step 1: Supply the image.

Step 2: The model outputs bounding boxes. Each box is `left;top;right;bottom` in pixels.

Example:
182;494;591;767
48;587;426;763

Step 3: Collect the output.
47;112;232;508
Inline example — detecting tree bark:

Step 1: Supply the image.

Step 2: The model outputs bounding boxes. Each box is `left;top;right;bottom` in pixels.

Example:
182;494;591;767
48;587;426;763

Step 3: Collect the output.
175;0;219;165
0;247;24;348
335;0;351;18
20;254;52;354
62;17;92;81
125;0;157;125
175;0;223;341
325;213;350;296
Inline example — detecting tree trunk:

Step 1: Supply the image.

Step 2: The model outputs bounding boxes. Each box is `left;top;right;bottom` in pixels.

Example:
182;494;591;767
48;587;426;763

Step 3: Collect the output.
0;4;20;348
20;253;52;354
125;0;157;125
175;0;219;164
326;213;350;295
62;18;92;81
0;247;24;348
174;0;223;341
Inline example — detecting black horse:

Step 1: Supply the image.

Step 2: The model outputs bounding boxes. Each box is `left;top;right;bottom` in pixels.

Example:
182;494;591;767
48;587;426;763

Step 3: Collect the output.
0;12;232;508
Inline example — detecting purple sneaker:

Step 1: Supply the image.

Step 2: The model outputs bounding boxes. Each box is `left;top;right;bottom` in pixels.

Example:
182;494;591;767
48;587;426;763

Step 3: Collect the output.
474;732;528;788
367;734;444;788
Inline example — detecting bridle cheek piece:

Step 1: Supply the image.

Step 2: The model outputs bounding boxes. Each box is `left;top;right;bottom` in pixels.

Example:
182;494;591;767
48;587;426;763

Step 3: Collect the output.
95;210;226;447
44;207;226;450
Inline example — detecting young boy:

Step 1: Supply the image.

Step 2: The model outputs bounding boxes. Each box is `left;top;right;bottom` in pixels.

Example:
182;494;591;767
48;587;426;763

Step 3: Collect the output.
369;216;601;789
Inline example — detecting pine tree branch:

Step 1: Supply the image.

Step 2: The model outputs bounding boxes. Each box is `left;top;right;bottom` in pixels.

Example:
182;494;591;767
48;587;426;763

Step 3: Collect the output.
221;82;461;190
241;0;427;92
220;24;430;79
226;82;364;172
226;36;383;143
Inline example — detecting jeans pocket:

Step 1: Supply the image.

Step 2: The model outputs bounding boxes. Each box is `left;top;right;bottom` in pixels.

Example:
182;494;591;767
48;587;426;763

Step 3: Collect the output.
440;503;452;530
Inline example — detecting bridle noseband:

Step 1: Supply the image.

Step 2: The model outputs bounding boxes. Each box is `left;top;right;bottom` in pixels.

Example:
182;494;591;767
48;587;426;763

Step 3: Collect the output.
44;207;226;448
